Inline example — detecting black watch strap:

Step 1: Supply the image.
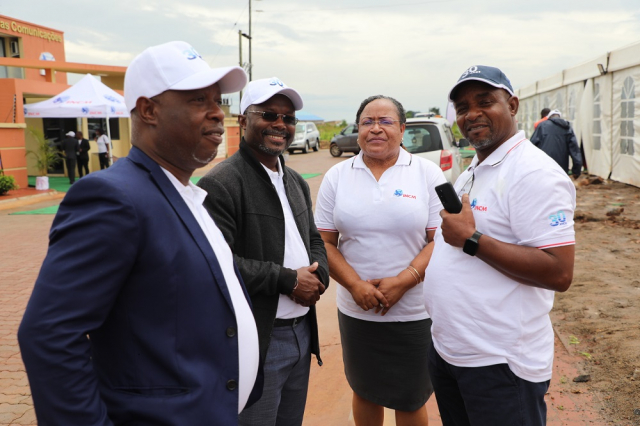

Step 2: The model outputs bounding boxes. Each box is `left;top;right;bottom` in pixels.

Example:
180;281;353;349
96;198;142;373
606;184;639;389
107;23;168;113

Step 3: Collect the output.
463;230;483;256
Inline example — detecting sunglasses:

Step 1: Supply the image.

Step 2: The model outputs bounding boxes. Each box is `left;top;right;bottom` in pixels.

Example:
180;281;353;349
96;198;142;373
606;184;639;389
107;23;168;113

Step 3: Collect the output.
247;110;299;125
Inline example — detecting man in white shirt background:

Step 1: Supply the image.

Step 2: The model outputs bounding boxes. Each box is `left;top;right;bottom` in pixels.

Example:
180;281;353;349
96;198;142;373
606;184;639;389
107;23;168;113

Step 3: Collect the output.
95;127;110;169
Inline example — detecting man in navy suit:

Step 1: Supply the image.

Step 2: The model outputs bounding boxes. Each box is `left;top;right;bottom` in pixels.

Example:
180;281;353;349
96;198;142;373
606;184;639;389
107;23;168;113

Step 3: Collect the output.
18;41;261;426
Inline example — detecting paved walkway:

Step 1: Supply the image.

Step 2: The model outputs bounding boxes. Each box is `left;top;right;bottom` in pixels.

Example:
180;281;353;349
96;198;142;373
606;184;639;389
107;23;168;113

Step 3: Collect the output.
0;150;608;425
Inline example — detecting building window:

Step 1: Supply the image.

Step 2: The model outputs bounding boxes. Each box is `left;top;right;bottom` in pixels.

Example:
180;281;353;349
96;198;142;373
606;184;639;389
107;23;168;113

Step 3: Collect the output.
593;83;601;150
620;76;635;156
0;37;7;78
88;118;120;140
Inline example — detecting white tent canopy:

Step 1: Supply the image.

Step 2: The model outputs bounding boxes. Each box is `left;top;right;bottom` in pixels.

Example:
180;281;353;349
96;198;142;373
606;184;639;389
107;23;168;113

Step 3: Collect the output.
25;74;129;119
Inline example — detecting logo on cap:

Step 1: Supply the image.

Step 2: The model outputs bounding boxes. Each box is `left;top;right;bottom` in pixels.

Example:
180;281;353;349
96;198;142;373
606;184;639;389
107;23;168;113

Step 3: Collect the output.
269;78;284;87
183;47;202;60
82;107;89;114
460;66;481;79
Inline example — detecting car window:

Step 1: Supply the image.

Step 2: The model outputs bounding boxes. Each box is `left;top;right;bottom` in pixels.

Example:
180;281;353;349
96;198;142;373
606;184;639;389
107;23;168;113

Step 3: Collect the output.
343;125;355;134
402;124;443;153
307;124;313;132
296;124;305;133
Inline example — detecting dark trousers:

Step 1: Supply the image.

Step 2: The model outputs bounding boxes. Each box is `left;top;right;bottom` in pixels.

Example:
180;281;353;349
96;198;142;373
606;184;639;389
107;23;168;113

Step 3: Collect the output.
65;158;76;183
77;156;89;177
99;153;109;169
428;345;549;426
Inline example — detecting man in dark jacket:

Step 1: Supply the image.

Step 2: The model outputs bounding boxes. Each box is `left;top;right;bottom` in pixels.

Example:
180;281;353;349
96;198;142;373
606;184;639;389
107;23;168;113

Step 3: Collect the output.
531;109;582;179
198;77;329;426
76;131;91;177
61;130;78;184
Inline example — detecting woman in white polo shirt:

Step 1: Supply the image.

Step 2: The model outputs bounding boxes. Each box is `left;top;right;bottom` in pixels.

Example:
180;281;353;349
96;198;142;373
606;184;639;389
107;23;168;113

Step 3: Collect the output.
315;95;446;426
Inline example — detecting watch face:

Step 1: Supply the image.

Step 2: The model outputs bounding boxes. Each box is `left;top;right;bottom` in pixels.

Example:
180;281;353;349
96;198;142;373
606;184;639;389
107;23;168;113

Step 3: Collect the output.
463;231;482;256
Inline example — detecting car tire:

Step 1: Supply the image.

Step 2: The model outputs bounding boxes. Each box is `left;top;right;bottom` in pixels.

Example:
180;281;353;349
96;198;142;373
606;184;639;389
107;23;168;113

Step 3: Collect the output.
288;149;294;154
313;139;319;152
303;141;309;154
330;143;342;157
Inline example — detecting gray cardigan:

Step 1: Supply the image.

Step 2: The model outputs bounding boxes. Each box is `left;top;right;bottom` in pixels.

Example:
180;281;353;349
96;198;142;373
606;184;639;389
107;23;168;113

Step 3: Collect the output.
198;139;329;365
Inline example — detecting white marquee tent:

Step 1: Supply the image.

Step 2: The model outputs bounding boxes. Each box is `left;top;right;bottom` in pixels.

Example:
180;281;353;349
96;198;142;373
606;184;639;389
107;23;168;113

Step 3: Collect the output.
516;42;640;188
25;73;129;143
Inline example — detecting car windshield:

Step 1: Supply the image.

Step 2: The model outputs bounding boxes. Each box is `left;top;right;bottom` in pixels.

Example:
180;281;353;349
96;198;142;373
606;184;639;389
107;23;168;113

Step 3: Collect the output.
295;124;305;134
402;124;443;153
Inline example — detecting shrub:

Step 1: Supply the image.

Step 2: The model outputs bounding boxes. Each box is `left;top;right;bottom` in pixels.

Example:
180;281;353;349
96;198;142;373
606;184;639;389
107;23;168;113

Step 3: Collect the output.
0;174;18;195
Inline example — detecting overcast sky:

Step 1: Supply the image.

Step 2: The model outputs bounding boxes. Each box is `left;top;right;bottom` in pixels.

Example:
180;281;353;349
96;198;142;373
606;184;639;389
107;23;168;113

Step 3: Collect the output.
5;1;640;121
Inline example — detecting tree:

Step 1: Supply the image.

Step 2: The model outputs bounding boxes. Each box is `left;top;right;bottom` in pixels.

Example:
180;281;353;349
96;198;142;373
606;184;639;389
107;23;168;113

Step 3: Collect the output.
429;107;441;115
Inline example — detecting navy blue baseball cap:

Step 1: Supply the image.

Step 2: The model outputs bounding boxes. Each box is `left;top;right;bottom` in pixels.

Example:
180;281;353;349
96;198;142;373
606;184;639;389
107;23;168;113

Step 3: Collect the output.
448;65;514;102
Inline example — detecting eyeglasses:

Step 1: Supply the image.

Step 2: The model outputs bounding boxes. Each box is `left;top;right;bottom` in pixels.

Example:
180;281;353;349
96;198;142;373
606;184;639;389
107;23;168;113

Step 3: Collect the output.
457;172;475;197
247;110;298;125
359;118;401;128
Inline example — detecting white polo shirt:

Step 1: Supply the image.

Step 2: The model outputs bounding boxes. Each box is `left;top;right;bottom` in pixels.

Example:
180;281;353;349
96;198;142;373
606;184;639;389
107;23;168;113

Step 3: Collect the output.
424;131;576;382
315;148;446;322
161;168;259;413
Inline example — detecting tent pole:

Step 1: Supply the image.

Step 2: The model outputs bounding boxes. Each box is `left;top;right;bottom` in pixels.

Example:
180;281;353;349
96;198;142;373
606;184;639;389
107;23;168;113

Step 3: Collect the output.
106;115;113;166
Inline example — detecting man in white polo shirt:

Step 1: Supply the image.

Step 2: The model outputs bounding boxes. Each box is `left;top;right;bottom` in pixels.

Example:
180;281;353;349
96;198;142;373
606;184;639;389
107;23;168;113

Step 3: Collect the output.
424;65;576;426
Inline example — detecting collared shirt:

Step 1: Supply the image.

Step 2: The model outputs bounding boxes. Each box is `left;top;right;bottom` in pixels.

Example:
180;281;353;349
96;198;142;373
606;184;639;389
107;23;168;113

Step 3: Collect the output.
424;131;576;382
260;160;310;320
315;148;446;322
161;168;259;413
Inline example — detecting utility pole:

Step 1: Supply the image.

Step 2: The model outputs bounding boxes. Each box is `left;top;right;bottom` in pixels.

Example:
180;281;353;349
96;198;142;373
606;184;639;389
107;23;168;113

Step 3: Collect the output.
248;0;252;81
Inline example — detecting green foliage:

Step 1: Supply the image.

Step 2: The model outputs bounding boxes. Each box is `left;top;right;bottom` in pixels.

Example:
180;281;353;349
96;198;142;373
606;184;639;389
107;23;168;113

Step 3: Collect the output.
26;127;61;176
0;174;18;195
316;122;346;142
406;110;418;118
569;335;580;345
429;107;441;115
451;121;463;140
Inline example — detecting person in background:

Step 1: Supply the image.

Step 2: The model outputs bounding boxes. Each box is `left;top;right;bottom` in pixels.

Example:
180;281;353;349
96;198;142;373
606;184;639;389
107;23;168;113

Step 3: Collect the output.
95;128;110;169
198;77;329;426
61;130;78;184
18;41;261;425
531;109;582;179
76;131;90;177
533;107;550;129
424;65;577;426
315;95;445;426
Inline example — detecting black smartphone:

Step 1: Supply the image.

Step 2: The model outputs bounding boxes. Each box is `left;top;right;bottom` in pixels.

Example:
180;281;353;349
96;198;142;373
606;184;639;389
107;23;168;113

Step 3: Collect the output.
435;182;462;214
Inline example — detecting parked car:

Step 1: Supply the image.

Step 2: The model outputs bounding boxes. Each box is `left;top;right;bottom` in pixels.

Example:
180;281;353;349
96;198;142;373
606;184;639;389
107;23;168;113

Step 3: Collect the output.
288;122;320;154
402;117;462;183
329;123;360;157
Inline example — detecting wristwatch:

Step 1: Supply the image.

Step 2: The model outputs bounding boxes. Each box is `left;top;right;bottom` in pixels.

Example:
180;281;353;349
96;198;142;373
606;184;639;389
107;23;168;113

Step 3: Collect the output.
463;230;483;256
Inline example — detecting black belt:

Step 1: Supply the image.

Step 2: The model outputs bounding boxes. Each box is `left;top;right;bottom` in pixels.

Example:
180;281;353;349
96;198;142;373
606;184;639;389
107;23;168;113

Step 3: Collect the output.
273;314;306;327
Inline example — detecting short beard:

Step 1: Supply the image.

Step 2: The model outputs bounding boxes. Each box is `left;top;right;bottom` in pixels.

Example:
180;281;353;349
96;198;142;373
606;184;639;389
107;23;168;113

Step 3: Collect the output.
192;149;218;165
469;137;494;150
258;143;285;156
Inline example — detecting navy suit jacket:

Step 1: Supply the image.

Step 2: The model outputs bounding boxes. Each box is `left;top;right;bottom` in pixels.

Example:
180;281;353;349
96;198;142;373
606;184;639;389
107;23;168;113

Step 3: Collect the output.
18;146;262;425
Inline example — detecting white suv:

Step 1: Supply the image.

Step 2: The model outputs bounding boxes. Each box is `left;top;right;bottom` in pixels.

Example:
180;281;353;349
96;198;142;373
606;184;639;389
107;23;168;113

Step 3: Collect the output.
402;117;462;183
288;122;320;154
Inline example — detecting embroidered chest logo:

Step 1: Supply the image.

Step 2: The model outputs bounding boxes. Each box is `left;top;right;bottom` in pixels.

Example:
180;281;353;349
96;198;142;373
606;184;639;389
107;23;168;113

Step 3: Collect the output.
549;211;568;227
393;189;416;199
470;198;487;212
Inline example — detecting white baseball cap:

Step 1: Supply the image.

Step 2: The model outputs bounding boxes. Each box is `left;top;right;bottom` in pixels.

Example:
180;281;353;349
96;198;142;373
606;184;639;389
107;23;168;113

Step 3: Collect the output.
66;131;75;137
124;41;248;111
240;77;303;114
547;109;562;118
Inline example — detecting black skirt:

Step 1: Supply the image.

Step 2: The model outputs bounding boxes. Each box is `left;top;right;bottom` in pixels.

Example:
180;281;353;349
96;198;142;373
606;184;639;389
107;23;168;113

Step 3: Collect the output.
338;310;434;412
